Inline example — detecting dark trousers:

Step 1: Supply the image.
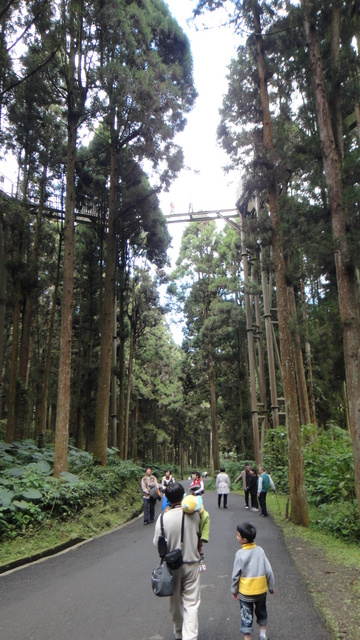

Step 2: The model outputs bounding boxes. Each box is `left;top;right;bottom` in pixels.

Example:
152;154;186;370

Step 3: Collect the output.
218;494;228;508
250;489;258;509
143;497;156;523
258;492;268;516
244;488;250;507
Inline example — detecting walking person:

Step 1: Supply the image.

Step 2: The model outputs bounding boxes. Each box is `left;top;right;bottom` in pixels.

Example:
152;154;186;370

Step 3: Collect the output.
141;466;159;525
231;522;275;640
248;467;259;511
239;463;252;509
257;466;276;517
153;482;204;640
216;466;231;508
161;468;175;510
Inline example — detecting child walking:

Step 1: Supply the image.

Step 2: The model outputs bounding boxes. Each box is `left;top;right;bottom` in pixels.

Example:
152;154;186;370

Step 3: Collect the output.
231;522;274;640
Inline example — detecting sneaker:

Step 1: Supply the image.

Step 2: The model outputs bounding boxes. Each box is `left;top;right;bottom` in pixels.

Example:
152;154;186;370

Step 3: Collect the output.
251;508;259;511
245;506;249;509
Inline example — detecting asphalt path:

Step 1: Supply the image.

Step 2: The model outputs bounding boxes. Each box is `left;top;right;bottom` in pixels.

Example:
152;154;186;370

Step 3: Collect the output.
0;483;330;640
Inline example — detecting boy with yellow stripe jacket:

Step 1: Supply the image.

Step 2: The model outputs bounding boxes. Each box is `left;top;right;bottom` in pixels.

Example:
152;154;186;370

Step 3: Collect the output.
231;522;275;640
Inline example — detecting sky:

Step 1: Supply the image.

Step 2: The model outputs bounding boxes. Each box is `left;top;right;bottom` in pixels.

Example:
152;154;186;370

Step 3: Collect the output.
158;2;241;342
160;1;241;261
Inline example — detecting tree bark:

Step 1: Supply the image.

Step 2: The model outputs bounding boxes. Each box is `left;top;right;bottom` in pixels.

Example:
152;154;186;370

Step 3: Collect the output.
35;229;63;438
287;284;311;426
0;216;8;400
252;0;308;525
300;275;317;425
53;111;76;477
124;314;135;461
239;209;260;463
302;0;360;517
93;142;117;465
208;338;219;473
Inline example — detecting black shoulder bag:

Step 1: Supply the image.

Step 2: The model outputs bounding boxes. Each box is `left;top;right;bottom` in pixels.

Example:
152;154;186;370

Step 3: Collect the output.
159;510;184;570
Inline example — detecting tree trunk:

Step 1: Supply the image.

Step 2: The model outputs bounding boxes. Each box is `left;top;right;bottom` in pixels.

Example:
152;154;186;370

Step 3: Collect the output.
287;284;311;426
0;217;8;400
239;209;260;463
252;0;308;525
302;0;360;517
17;169;47;435
117;268;126;458
300;275;317;425
124;316;135;461
110;294;117;448
208;338;219;473
6;296;21;442
93;142;118;465
53;111;77;477
36;229;63;438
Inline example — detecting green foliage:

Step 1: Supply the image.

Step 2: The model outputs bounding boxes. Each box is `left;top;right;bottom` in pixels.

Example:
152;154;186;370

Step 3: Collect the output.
0;440;143;539
313;500;360;542
262;425;358;541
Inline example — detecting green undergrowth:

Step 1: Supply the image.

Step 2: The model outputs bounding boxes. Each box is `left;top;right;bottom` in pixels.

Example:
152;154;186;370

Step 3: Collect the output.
0;482;143;566
268;493;360;567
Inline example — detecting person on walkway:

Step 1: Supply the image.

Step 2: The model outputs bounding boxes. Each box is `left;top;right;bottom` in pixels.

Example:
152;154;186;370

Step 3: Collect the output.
216;466;231;508
189;471;204;495
248;467;259;511
153;482;202;640
257;466;276;517
238;463;251;509
161;469;175;511
141;466;159;525
231;522;275;640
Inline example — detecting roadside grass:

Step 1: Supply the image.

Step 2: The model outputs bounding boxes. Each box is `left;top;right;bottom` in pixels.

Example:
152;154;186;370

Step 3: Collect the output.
267;492;360;569
267;492;360;640
0;487;143;567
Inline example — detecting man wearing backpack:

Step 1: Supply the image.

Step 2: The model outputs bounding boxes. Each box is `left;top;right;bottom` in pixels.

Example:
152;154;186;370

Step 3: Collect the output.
257;466;276;517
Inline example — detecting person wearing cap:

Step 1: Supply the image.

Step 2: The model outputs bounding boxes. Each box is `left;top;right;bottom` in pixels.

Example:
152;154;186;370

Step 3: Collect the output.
181;494;210;545
182;493;210;572
153;482;202;640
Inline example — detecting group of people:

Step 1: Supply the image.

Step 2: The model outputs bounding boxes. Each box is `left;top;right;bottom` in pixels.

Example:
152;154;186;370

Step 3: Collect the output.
216;464;275;518
239;464;276;517
142;464;275;640
140;466;175;524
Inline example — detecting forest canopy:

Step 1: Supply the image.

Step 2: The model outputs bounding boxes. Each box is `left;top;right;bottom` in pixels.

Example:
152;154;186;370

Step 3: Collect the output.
0;0;360;527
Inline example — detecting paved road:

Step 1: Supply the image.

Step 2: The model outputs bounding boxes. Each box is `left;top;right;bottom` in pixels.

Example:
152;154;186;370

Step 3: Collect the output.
0;485;330;640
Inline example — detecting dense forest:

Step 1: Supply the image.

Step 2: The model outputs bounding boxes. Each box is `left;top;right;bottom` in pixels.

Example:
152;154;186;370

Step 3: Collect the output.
0;0;359;529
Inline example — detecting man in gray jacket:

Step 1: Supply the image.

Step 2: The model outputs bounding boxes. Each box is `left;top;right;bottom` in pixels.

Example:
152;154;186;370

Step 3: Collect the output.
153;482;202;640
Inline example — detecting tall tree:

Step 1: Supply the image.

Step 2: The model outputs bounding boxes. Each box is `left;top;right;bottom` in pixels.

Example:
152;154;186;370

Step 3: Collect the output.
300;0;360;517
196;0;309;525
92;0;196;465
54;0;96;476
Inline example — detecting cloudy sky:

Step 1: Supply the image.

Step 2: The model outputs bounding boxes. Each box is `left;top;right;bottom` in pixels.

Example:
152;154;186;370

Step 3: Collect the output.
160;1;240;260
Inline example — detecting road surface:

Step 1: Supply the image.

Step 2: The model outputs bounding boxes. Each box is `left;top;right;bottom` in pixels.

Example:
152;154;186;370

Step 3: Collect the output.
0;484;330;640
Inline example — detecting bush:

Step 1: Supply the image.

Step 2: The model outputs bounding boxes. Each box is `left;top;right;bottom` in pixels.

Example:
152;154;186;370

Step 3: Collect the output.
0;441;144;539
313;500;360;542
